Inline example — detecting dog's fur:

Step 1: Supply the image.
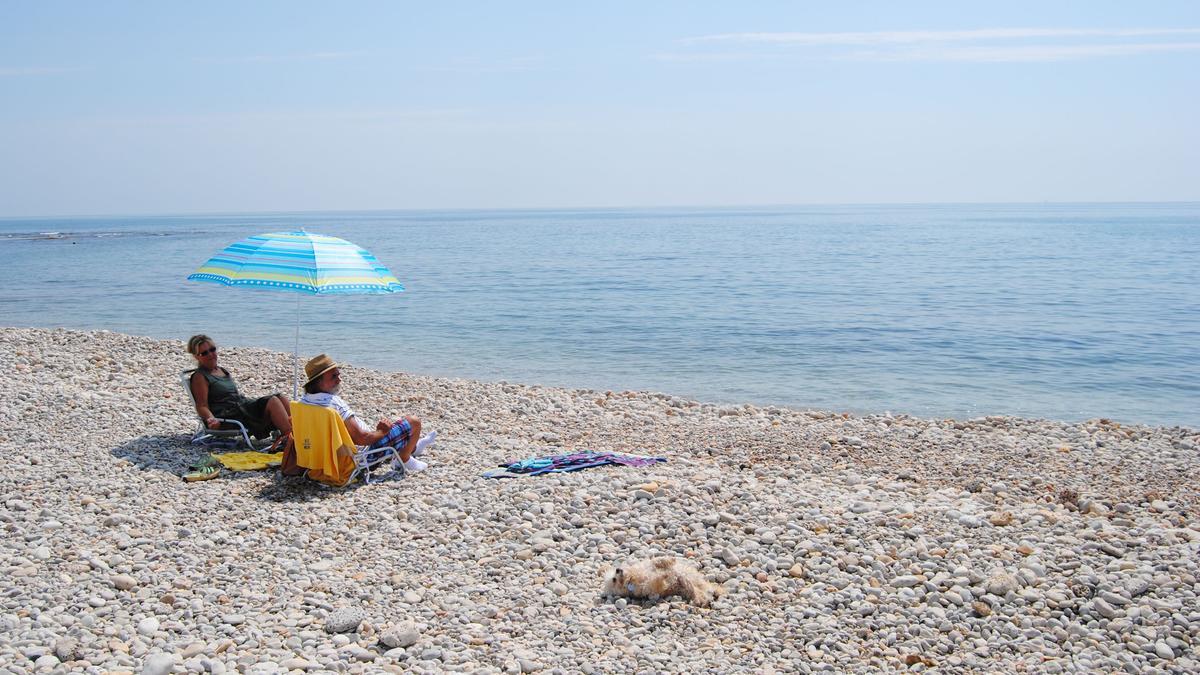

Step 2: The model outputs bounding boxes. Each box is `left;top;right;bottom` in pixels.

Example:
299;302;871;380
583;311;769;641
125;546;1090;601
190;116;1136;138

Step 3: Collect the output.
600;556;722;607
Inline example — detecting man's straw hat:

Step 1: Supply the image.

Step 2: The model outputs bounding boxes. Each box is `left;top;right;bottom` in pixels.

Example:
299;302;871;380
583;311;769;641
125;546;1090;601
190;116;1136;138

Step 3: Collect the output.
304;354;339;386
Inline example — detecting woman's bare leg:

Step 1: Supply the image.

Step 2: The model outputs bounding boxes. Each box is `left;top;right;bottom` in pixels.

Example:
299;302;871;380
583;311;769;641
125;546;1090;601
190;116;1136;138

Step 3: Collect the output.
266;395;292;435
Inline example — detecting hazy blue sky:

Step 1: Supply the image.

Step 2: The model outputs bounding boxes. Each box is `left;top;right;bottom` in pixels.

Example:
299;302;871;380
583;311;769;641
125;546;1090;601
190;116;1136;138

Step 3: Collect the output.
1;1;1198;216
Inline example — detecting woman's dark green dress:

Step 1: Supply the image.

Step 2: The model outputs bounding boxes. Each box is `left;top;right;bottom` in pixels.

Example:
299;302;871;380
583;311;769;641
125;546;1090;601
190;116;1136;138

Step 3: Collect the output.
195;368;279;439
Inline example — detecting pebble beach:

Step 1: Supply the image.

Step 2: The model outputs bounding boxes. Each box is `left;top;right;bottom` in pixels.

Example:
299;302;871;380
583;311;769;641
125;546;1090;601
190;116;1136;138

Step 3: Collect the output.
1;327;1197;674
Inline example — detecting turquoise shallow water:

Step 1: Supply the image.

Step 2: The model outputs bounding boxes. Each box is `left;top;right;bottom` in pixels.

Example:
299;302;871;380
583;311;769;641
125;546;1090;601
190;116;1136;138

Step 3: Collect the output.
1;203;1197;427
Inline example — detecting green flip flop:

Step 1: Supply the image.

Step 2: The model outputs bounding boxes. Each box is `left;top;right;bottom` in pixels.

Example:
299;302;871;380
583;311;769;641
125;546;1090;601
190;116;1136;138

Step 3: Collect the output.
183;464;221;482
184;455;222;480
186;455;221;472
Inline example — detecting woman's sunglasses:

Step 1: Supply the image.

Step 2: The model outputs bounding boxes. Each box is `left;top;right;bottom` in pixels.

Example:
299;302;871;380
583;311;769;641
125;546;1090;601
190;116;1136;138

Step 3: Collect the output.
198;347;218;356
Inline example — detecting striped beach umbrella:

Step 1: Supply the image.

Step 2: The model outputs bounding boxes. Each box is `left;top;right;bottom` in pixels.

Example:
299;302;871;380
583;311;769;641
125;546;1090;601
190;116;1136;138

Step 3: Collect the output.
187;230;403;295
188;230;404;395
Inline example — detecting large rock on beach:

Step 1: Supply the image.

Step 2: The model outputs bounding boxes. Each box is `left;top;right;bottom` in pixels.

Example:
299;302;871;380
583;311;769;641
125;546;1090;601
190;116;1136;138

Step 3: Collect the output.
380;622;421;648
324;607;367;634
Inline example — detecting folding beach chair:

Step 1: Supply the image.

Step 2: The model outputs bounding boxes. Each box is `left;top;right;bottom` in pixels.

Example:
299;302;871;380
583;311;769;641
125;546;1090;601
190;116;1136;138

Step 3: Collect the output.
289;401;403;486
181;370;274;450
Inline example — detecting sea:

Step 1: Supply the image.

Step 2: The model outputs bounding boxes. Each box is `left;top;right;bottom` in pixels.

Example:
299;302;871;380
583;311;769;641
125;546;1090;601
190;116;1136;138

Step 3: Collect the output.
1;203;1197;428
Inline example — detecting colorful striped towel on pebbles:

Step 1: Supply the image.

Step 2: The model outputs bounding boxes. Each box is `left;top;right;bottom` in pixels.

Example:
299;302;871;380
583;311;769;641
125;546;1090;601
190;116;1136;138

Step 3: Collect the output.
482;451;666;478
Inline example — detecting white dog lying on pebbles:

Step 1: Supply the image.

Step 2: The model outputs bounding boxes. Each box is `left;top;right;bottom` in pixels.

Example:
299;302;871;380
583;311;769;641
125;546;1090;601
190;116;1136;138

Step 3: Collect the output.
600;557;722;607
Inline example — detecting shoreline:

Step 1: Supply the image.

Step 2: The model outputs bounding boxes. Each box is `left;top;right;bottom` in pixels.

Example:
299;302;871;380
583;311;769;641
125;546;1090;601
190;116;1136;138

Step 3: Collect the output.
7;324;1197;433
1;326;1197;672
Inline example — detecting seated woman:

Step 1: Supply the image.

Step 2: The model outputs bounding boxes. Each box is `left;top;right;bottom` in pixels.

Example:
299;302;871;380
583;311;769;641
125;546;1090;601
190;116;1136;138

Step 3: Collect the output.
187;334;292;441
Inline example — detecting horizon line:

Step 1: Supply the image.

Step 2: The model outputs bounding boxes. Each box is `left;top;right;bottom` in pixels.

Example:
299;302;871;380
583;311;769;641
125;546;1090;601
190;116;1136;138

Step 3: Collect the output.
3;199;1199;221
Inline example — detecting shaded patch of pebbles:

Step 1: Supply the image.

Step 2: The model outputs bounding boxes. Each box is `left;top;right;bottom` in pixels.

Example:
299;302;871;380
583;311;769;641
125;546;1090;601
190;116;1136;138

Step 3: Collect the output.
0;327;1197;673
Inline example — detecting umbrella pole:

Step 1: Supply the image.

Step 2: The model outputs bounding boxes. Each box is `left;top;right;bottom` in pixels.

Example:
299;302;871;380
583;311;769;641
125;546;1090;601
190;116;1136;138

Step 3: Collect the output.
293;294;301;399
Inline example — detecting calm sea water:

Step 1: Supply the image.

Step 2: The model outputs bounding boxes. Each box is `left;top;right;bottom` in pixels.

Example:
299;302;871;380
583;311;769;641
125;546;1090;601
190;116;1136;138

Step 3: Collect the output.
1;204;1197;427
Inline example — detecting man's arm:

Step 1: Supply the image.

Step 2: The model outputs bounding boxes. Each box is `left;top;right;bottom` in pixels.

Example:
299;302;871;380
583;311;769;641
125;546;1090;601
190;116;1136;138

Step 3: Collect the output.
344;415;388;446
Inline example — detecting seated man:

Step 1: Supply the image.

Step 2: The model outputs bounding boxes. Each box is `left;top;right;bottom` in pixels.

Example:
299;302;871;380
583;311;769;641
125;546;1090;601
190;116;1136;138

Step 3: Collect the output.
299;354;435;473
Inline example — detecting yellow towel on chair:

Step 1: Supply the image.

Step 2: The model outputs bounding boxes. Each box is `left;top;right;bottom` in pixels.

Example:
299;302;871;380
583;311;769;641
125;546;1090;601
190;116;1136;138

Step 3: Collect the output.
291;401;358;485
214;451;284;471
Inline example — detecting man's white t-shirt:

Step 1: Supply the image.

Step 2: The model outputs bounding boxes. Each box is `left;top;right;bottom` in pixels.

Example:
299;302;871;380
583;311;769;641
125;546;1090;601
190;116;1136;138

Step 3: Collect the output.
300;392;371;435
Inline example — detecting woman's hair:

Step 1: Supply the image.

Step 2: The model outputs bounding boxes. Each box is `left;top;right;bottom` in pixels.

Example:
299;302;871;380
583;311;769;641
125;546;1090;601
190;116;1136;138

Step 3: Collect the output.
186;334;213;356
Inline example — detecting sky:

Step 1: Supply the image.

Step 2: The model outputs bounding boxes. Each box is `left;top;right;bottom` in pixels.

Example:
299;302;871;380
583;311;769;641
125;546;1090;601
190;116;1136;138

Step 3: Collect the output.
1;1;1198;216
